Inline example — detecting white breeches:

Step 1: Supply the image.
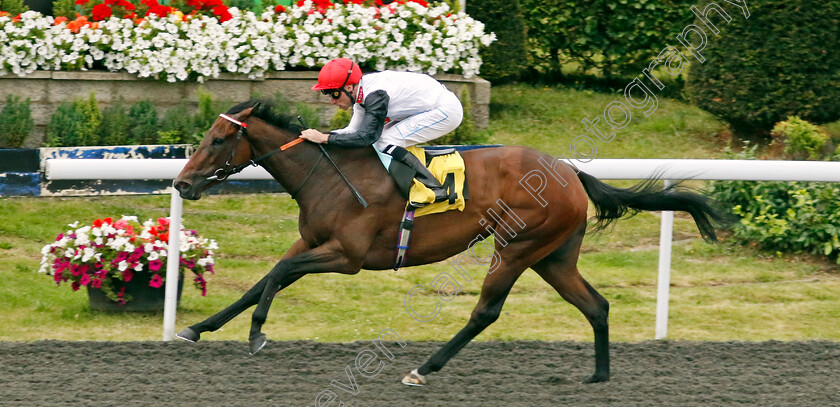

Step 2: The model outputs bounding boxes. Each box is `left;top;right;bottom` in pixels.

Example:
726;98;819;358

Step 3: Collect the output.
374;91;464;151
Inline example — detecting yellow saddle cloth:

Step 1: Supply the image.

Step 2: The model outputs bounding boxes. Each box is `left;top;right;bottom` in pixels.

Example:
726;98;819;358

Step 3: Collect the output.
405;146;467;217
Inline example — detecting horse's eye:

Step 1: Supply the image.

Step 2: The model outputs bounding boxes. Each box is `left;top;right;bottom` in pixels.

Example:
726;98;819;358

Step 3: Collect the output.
212;138;225;146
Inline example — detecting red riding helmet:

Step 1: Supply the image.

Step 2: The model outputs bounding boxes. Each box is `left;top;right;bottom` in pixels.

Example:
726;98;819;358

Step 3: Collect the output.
311;58;362;91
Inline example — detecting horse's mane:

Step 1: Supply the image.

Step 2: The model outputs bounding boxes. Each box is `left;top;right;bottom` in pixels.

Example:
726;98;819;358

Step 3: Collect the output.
225;99;303;133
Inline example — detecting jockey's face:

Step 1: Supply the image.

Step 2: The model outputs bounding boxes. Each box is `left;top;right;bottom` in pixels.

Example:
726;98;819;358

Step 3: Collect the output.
330;84;355;110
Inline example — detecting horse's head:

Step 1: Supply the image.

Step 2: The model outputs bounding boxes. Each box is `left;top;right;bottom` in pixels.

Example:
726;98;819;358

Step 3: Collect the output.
173;106;257;200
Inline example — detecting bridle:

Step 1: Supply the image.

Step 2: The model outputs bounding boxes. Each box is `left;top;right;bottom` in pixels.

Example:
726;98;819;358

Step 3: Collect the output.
207;113;368;208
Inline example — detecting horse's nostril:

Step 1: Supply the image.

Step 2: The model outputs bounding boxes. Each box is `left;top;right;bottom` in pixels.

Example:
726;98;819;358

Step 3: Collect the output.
174;181;190;193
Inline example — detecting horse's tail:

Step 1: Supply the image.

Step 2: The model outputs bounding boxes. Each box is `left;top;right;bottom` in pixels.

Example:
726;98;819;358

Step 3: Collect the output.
576;171;731;242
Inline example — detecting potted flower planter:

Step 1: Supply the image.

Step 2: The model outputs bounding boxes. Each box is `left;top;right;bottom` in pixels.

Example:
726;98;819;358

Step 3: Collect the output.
87;271;184;312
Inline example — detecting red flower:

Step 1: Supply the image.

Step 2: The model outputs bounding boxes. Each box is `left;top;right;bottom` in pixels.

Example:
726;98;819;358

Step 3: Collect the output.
212;5;232;22
159;232;169;243
53;16;68;25
140;0;158;6
407;0;427;6
146;5;172;17
123;12;136;19
157;217;169;227
203;0;223;7
149;274;163;288
122;269;134;282
274;4;285;13
186;0;202;7
116;0;136;10
74;0;89;4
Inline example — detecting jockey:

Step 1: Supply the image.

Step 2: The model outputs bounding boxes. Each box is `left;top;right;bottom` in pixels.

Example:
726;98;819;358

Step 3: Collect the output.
300;57;463;207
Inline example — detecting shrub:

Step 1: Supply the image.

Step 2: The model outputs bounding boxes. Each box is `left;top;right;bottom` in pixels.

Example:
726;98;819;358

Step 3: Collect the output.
686;0;840;138
0;94;34;148
194;88;218;135
708;145;840;263
46;102;83;147
99;98;130;146
521;0;694;79
771;116;829;160
77;93;102;146
294;102;320;130
329;108;352;130
128;100;159;145
156;130;182;145
46;95;104;147
51;0;75;19
161;102;200;144
466;0;526;84
0;0;29;16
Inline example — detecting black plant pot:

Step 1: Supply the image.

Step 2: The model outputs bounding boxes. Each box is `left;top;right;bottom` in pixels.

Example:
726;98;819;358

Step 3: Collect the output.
87;272;184;312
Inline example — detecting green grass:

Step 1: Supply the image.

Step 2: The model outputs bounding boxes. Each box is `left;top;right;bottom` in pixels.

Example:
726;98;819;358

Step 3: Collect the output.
1;84;839;344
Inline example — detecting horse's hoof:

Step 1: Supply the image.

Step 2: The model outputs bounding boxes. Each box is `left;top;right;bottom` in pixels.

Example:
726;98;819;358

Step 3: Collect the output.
175;328;200;343
249;333;267;355
401;369;427;386
582;372;610;384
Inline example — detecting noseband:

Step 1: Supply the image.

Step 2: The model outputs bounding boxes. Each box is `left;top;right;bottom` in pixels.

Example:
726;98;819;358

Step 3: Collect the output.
207;114;253;182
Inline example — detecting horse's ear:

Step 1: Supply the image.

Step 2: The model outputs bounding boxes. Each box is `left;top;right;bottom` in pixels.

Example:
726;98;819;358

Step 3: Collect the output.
238;107;255;118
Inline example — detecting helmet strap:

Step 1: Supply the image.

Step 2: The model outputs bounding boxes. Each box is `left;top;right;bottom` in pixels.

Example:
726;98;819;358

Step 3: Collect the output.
344;85;357;106
337;63;356;105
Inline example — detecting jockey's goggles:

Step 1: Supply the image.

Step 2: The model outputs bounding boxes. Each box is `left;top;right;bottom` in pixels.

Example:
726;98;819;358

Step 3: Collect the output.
321;89;343;100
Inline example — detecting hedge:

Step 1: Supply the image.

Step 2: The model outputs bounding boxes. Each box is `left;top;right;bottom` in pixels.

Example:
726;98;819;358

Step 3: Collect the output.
686;0;840;137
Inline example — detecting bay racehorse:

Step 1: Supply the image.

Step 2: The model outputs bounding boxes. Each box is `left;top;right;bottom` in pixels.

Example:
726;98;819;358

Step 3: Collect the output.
172;100;727;385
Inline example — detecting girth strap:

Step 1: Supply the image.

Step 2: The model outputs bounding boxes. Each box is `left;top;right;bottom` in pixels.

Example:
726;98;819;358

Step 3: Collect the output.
394;206;416;270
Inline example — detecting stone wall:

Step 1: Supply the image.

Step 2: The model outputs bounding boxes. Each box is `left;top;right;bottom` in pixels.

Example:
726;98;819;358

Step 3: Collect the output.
1;71;491;147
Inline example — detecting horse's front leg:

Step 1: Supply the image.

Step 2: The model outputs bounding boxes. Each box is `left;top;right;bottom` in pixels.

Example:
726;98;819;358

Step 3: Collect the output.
176;239;309;343
249;240;361;355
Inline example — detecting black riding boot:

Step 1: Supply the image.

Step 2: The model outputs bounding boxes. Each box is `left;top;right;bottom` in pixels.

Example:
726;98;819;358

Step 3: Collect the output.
390;146;453;206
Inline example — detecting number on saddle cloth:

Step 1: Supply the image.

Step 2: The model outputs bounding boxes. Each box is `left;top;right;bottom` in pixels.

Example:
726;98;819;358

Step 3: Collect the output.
375;147;469;217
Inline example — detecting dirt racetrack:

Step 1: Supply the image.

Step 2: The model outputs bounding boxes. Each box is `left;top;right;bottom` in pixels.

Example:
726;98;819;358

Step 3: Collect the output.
1;340;838;406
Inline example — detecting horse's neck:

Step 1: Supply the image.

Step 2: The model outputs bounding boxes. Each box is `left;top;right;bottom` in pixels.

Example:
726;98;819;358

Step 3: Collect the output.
249;123;383;208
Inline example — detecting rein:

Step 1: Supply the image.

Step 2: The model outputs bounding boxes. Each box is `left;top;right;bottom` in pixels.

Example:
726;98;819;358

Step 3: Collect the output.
209;113;368;208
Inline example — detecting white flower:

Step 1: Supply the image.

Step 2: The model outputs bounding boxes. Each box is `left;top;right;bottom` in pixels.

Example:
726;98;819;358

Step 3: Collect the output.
3;4;494;91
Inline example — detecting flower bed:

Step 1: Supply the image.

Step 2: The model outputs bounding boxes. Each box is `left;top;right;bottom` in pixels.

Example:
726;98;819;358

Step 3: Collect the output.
39;216;217;305
0;0;495;82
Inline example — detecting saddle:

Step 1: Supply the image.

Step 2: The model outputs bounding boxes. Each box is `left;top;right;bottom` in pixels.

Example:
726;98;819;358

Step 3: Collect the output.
379;146;469;217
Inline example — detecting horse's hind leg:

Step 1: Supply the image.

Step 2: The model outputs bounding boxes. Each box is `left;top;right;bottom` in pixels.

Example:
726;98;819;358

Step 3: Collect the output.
176;239;309;342
531;229;610;383
402;258;527;386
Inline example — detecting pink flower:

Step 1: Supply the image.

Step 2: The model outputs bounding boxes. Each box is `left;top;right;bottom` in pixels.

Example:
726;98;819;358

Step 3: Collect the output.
149;274;163;288
148;259;163;271
122;269;134;282
91;278;103;288
71;281;81;291
71;264;84;276
80;273;91;286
